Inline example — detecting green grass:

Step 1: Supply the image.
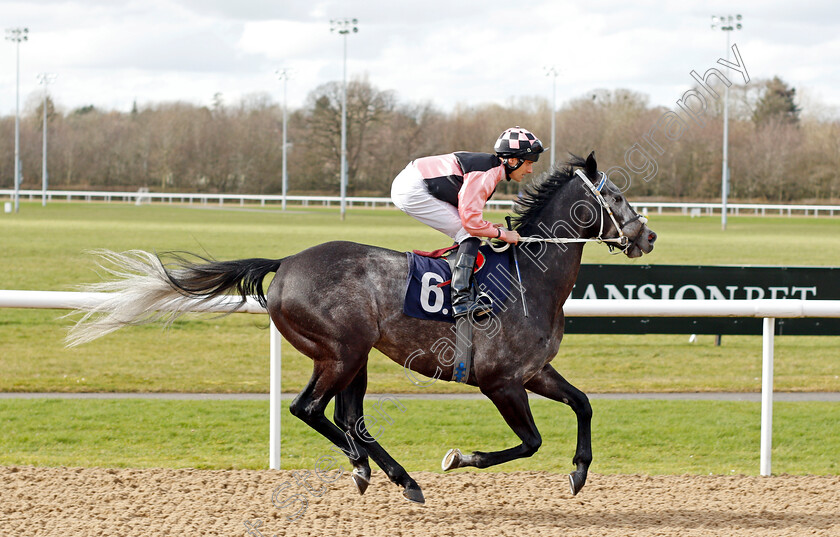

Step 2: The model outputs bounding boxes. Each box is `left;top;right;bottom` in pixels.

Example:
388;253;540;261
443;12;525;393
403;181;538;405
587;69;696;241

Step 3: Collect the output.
1;201;839;394
1;398;837;475
2;201;839;291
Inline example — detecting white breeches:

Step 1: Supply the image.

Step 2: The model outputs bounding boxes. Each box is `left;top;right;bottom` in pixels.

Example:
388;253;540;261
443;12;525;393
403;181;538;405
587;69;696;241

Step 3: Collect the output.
390;163;470;244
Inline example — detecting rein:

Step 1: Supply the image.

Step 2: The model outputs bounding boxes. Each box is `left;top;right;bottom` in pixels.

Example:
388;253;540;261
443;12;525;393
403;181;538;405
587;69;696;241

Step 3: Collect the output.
489;169;647;254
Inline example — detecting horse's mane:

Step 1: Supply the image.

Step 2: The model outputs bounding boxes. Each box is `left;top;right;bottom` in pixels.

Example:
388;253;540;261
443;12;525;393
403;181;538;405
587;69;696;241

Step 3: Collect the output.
512;154;587;232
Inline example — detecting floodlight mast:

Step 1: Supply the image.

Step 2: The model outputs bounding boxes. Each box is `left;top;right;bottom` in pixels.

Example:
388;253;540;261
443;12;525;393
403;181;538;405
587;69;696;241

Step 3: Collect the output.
276;68;292;211
544;66;560;166
5;27;28;213
330;18;358;221
38;72;57;207
710;14;743;230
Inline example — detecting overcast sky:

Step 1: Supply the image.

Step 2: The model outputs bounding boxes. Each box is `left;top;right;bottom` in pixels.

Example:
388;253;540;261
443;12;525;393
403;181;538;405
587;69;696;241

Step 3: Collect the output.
2;0;840;118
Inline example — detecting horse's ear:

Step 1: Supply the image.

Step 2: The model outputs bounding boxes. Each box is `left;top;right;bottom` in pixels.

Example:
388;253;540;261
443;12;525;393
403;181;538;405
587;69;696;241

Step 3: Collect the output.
585;151;597;178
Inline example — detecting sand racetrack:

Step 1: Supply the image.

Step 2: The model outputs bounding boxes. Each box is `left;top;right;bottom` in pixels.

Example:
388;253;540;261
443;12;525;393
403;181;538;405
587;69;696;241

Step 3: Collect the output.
1;466;838;536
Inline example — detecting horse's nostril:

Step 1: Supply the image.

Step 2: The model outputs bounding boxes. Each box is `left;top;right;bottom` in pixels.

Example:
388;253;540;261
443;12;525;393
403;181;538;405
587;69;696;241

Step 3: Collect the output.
648;232;657;242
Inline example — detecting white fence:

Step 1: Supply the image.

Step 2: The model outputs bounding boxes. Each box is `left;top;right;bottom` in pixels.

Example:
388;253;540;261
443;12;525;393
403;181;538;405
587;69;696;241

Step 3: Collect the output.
3;189;840;217
1;289;838;475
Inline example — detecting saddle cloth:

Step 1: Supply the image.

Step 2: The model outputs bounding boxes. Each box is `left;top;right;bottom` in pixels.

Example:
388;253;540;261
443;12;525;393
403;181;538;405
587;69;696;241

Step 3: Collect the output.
403;244;513;323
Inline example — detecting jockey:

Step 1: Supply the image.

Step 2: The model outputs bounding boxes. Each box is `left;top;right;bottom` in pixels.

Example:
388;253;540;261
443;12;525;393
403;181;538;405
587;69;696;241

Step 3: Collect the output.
391;126;544;318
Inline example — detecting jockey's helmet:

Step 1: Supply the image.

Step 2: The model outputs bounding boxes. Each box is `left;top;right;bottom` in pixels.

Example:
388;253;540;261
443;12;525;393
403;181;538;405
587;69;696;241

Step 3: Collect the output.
494;126;544;162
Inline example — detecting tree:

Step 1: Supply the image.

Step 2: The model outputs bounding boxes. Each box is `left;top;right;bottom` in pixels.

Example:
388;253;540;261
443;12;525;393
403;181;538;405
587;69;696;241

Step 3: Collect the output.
72;104;97;116
752;76;800;126
363;101;442;194
2;77;836;202
30;95;58;129
303;75;396;192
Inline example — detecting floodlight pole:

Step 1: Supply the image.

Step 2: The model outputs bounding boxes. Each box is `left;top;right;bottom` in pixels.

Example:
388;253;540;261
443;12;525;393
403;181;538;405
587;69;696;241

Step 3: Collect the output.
711;14;742;231
38;73;57;207
544;66;559;166
330;18;358;221
6;27;28;213
276;68;291;211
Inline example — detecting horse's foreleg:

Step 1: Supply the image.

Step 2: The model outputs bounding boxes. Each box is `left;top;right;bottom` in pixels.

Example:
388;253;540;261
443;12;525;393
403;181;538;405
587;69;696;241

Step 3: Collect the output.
442;384;542;471
333;368;372;494
524;364;592;495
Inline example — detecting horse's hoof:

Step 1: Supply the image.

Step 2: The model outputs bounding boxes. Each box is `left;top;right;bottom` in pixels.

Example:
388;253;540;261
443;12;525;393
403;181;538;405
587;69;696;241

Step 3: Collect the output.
351;469;370;495
569;470;587;496
441;448;462;472
403;484;425;504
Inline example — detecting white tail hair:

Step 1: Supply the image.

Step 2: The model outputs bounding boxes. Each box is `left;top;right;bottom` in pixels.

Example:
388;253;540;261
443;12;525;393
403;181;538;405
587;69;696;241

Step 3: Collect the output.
65;250;240;347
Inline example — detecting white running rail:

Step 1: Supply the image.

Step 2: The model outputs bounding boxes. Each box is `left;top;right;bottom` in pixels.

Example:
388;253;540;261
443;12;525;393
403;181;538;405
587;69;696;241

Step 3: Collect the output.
2;189;839;217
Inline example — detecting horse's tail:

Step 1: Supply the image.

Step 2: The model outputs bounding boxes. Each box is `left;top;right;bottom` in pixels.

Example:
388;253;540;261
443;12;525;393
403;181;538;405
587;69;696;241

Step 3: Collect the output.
65;249;282;348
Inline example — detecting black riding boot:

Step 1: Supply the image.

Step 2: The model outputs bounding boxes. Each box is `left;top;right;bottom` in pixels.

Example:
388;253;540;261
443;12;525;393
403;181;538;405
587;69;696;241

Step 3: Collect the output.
451;237;492;319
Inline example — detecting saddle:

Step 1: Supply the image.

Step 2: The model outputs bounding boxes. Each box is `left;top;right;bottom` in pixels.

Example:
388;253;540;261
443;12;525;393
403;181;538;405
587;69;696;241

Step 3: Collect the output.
413;244;487;285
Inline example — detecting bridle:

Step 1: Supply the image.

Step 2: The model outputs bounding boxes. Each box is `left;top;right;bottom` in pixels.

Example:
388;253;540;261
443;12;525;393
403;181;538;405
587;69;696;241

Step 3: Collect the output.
488;168;647;254
572;169;646;254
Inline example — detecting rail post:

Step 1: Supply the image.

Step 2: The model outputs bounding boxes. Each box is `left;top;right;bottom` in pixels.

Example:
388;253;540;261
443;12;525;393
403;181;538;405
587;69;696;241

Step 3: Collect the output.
760;317;775;476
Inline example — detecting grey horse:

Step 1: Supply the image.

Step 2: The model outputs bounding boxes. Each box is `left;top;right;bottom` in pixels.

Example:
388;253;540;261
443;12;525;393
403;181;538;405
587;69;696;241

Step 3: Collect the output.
67;152;656;505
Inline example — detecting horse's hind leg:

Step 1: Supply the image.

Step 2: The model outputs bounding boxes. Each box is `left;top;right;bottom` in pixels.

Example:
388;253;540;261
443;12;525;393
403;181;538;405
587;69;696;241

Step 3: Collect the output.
334;367;372;494
524;364;592;496
442;384;542;471
290;358;425;504
289;360;371;475
334;367;424;504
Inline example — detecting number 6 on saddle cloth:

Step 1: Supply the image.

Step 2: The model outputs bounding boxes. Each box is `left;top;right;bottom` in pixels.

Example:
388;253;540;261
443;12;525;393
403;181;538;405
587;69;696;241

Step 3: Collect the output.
402;244;515;383
403;244;513;323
